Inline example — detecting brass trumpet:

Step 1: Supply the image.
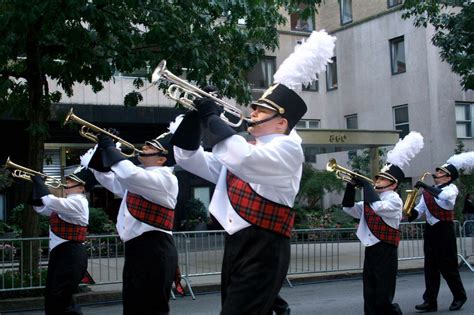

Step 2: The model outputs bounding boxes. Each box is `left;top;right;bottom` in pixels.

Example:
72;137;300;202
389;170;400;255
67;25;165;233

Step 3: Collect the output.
403;172;431;215
63;108;143;158
326;158;374;185
4;157;66;189
151;60;252;128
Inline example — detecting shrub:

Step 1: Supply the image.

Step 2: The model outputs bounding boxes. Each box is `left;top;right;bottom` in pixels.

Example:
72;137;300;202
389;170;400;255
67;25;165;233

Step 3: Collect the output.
88;207;115;234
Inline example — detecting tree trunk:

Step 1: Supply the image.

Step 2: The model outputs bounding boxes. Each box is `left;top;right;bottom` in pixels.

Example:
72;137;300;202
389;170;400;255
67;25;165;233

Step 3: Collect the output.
20;20;49;278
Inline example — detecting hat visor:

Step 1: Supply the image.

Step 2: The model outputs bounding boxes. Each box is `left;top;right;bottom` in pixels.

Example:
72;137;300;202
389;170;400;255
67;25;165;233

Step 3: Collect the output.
145;141;168;155
66;174;86;185
436;167;451;175
251;100;279;112
375;172;398;184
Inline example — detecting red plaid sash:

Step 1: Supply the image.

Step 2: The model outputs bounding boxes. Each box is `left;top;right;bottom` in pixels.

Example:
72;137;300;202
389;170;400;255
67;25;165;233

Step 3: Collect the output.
423;191;454;221
363;205;400;247
49;212;87;242
226;171;294;238
126;192;174;231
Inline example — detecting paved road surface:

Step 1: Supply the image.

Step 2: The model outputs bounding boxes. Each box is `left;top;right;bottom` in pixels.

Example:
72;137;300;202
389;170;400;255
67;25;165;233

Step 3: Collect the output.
4;270;473;315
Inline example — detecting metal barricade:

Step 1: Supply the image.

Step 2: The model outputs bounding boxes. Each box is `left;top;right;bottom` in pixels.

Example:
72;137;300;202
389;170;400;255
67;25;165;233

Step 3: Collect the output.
2;223;473;294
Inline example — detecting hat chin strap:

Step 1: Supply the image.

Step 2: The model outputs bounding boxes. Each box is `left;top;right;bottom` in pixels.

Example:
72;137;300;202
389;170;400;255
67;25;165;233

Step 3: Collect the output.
65;183;82;190
138;152;162;157
375;182;395;190
247;114;279;127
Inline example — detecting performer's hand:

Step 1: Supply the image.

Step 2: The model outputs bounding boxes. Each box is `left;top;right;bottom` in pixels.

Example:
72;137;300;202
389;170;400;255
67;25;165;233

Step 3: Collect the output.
352;177;366;188
194;98;221;120
97;134;115;150
31;175;50;203
342;183;356;207
414;181;428;189
408;209;419;222
202;85;222;99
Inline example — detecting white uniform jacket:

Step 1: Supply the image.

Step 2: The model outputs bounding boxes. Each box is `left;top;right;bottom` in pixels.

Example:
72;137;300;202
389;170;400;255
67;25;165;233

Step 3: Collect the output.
92;160;178;242
174;131;304;235
343;190;403;247
414;183;458;226
34;193;89;251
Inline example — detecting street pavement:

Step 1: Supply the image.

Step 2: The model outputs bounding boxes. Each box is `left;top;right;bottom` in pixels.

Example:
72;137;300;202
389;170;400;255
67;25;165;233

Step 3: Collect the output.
4;270;473;315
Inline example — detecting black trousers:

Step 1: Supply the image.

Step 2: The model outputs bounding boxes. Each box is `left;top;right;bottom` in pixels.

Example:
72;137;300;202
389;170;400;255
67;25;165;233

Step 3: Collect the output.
45;241;87;315
363;242;402;315
123;231;178;315
220;226;290;315
422;222;467;304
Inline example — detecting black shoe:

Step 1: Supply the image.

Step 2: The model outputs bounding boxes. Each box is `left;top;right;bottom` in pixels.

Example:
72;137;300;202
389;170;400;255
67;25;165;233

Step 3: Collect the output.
449;298;467;311
415;302;437;312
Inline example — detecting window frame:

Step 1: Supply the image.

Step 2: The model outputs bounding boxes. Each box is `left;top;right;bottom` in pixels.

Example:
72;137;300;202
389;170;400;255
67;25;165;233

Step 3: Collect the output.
295;119;321;130
345;114;358;129
387;0;402;8
340;0;353;25
326;57;338;91
247;56;276;89
455;102;473;139
389;36;406;75
290;3;315;32
393;104;410;138
302;74;319;92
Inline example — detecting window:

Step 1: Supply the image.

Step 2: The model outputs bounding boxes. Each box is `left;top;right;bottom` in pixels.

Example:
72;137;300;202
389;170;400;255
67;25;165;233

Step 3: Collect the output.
393;105;409;138
326;57;338;91
303;75;319;91
345;114;358;129
387;0;402;8
290;4;314;32
340;0;353;25
0;194;5;221
295;119;321;129
193;187;211;211
247;56;276;89
390;36;406;74
455;102;472;138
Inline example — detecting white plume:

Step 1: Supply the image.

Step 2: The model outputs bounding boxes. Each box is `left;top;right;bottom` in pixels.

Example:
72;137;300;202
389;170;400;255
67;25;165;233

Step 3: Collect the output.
168;114;184;134
80;146;97;168
386;131;424;169
446;152;474;171
273;30;336;91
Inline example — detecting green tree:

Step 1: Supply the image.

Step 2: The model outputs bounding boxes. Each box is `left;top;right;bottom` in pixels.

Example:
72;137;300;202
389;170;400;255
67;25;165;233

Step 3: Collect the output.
348;148;386;178
296;163;344;209
0;0;321;270
402;0;474;90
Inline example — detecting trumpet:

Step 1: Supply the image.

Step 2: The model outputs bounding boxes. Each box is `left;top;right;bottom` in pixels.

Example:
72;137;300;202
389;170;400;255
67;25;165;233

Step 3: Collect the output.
63;108;143;158
4;157;66;189
403;172;431;216
326;158;374;185
151;60;252;128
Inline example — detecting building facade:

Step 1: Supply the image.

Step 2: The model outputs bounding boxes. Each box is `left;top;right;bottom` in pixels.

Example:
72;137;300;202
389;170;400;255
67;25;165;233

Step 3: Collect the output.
1;0;473;222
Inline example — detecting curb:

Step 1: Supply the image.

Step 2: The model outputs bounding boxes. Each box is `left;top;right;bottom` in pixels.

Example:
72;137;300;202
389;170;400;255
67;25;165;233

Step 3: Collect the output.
0;268;425;313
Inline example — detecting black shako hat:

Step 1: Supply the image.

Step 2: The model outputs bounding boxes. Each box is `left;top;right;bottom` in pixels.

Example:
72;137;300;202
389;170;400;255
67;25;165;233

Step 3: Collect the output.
251;84;308;131
65;166;97;192
145;131;176;166
375;164;405;186
436;163;459;181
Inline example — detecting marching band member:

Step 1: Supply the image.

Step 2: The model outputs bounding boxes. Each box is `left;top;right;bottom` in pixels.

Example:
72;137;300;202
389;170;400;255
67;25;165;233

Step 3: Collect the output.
31;166;96;315
83;131;178;315
342;132;424;315
409;152;473;312
171;30;335;315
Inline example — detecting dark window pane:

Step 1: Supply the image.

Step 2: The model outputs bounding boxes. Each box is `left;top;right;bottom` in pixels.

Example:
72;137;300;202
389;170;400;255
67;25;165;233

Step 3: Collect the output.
394;106;408;124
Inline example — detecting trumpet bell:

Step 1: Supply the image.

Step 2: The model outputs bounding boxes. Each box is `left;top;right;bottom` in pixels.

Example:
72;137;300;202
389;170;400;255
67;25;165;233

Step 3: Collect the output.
151;60;252;128
326;158;374;185
4;157;65;189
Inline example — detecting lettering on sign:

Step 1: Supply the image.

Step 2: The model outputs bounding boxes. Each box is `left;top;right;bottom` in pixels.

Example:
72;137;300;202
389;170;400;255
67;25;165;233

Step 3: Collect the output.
329;134;347;143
